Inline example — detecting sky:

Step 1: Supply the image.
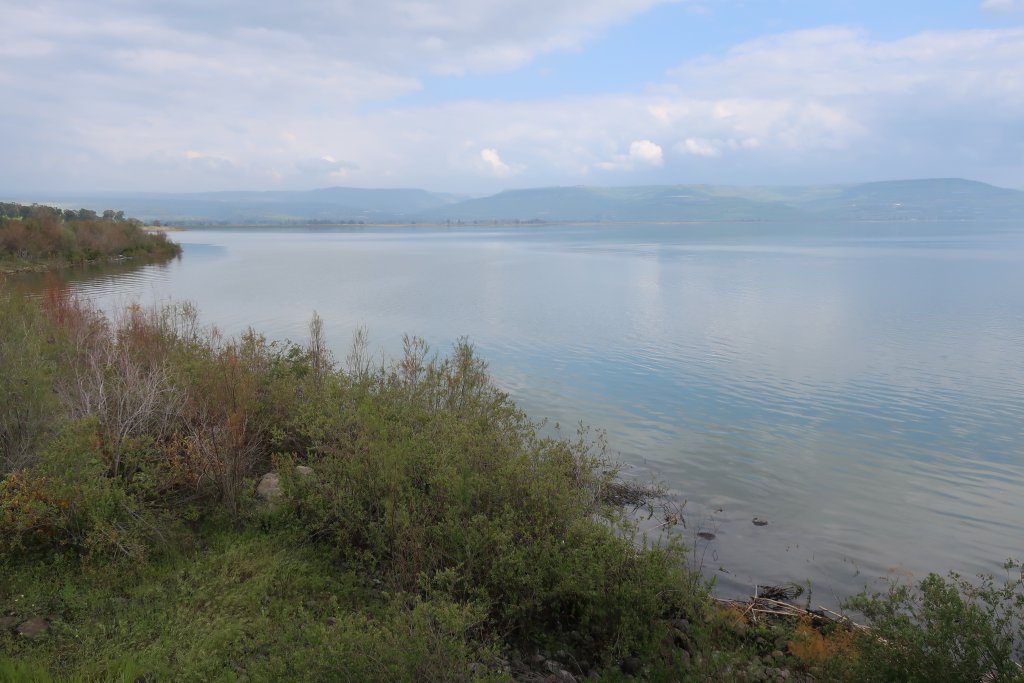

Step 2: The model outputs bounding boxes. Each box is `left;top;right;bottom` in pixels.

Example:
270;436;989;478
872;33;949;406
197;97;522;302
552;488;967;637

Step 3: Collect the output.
2;0;1023;194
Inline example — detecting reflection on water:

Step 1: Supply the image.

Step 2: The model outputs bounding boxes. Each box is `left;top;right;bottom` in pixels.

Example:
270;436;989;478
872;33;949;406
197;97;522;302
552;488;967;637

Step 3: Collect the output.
8;222;1024;603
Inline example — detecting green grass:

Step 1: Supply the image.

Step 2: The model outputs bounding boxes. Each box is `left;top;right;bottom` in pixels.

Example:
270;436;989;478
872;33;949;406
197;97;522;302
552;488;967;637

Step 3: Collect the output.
1;528;507;681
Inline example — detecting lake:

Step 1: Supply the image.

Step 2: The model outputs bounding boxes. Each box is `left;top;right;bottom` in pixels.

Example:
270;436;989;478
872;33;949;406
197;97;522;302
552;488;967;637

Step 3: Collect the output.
18;221;1024;603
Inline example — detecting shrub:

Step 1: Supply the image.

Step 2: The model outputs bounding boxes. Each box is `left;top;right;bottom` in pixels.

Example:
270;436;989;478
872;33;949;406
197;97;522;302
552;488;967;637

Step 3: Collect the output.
284;337;696;663
846;562;1024;682
0;419;169;562
0;293;57;474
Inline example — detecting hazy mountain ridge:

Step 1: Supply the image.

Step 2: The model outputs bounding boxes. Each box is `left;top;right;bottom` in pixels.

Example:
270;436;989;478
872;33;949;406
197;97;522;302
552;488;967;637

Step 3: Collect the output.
10;178;1023;224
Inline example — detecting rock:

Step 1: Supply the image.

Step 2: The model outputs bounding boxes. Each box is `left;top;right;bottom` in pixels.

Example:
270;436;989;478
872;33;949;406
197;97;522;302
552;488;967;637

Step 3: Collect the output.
256;472;282;502
0;616;18;631
697;531;716;541
620;656;642;676
752;517;769;526
528;653;547;666
771;650;785;662
257;466;315;504
544;661;576;682
673;617;690;633
16;616;49;638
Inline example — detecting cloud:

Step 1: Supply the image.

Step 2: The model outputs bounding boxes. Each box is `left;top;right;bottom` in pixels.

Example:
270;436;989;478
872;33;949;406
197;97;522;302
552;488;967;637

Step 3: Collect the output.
597;139;664;171
679;138;721;157
676;137;760;158
980;0;1024;12
0;0;668;191
2;4;1024;192
295;156;359;174
479;148;521;177
629;140;664;166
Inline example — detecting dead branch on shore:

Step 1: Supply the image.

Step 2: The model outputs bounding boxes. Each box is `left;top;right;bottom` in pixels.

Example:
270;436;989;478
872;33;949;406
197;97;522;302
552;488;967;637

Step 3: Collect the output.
712;586;870;632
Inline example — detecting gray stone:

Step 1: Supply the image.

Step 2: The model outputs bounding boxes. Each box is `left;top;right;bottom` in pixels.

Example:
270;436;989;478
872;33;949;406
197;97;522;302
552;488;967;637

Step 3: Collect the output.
544;661;577;682
256;472;282;502
257;465;315;504
17;616;49;638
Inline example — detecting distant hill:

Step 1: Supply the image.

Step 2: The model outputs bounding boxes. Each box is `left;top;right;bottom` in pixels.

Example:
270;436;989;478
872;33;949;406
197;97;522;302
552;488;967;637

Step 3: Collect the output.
796;178;1024;221
25;188;463;224
416;185;807;223
11;178;1024;225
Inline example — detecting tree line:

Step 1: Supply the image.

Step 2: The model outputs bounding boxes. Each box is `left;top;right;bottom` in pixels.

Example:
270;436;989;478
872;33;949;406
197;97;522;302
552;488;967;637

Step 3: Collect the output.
0;202;180;266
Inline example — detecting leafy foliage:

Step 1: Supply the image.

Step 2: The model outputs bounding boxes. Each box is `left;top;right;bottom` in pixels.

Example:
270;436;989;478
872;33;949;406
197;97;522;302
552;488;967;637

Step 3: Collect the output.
846;563;1024;682
0;202;179;268
2;290;1022;681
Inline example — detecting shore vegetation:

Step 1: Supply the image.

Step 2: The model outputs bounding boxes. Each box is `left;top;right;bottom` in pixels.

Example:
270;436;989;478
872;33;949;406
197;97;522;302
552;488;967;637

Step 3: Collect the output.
0;203;180;274
0;290;1020;681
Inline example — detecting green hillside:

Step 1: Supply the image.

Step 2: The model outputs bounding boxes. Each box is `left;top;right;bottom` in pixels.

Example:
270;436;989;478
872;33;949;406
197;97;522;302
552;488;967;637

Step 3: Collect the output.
418;185;808;223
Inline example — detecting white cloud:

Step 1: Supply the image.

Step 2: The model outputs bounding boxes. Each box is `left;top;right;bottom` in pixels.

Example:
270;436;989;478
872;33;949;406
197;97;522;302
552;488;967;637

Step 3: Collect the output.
479;148;521;177
2;5;1024;192
676;137;760;158
629;140;664;166
597;139;664;171
981;0;1024;12
680;138;720;157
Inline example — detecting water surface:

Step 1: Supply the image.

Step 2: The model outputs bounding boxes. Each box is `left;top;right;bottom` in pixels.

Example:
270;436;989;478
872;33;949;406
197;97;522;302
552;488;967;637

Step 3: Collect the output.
16;221;1024;603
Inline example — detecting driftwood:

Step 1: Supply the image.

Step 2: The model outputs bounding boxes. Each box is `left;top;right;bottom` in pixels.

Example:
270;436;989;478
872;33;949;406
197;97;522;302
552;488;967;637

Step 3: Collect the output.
712;584;869;632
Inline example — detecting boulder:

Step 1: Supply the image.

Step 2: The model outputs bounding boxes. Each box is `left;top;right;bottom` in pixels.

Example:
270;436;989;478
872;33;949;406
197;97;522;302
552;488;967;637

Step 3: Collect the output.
257;466;315;504
256;472;282;502
16;616;49;638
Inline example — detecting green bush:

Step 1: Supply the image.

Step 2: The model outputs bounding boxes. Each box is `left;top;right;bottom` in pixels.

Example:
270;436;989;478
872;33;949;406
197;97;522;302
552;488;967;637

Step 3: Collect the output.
283;336;696;664
846;562;1024;682
0;418;171;562
0;293;57;474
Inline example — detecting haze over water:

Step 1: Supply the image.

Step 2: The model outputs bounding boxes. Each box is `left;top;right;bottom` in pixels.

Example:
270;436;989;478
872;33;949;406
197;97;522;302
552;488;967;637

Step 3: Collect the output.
27;221;1024;602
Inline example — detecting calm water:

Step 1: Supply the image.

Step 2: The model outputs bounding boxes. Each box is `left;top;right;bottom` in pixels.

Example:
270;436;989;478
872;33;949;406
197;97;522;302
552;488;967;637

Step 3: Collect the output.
15;222;1024;602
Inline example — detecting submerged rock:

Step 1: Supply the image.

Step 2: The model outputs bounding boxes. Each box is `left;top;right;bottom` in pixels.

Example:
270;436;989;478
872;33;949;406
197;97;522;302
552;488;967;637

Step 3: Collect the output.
753;517;769;526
